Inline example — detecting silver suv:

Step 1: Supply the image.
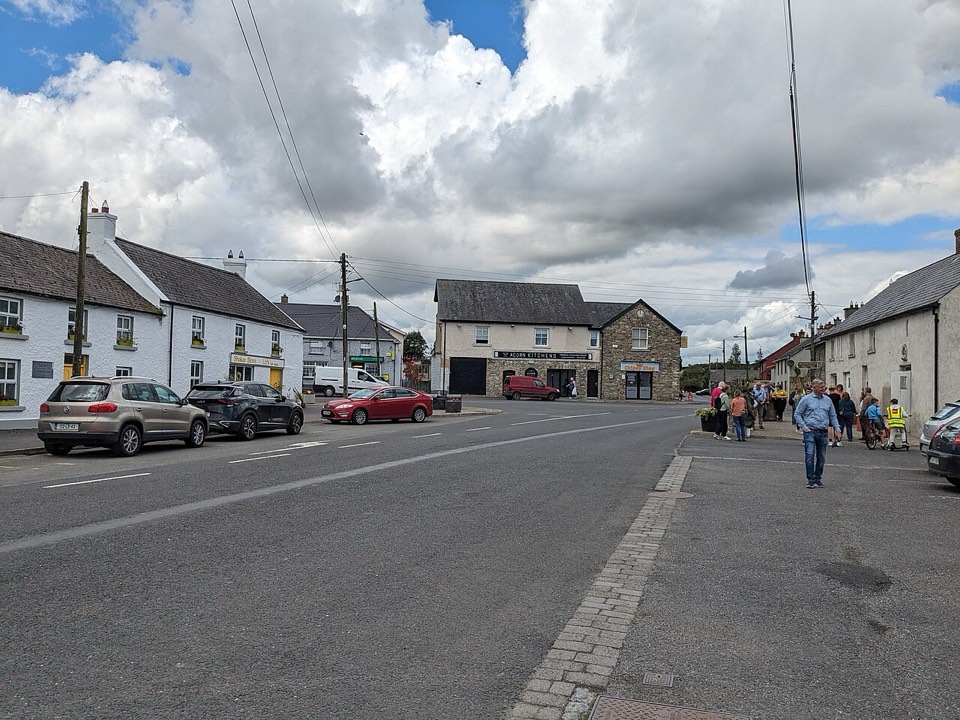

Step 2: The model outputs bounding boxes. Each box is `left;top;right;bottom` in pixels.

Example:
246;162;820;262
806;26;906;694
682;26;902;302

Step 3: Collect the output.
37;376;208;457
919;401;960;456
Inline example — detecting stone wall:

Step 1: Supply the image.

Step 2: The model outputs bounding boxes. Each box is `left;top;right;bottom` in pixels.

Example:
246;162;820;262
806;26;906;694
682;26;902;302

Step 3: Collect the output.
599;303;681;401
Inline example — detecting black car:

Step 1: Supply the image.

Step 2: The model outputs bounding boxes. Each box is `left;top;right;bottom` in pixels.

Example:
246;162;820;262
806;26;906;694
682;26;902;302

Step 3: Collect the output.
185;382;303;440
925;420;960;488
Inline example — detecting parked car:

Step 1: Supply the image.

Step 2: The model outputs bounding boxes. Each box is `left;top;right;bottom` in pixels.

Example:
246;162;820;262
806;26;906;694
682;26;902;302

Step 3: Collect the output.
321;386;433;425
312;367;388;397
919;400;960;456
185;381;303;439
37;376;207;457
925;420;960;488
502;375;559;400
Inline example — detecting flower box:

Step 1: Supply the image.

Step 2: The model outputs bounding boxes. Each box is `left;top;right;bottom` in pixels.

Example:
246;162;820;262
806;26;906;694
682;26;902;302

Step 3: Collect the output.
699;415;718;433
1;325;22;334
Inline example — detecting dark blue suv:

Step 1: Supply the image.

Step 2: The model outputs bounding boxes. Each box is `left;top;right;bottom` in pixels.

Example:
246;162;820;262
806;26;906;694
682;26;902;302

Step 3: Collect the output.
185;381;303;440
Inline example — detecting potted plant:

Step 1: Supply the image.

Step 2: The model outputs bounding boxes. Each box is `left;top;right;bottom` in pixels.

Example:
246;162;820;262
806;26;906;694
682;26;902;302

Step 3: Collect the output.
117;335;134;347
192;336;204;346
234;342;245;352
1;323;22;334
694;406;718;432
0;393;15;407
271;344;282;356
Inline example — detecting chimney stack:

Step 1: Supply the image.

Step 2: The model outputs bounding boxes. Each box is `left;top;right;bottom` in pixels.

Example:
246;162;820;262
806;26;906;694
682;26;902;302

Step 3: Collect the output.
85;203;118;250
280;294;289;304
223;249;247;280
954;227;960;255
844;302;860;320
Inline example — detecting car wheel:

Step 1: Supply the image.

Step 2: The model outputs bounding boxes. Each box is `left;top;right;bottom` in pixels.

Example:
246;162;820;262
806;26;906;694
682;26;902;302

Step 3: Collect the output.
411;407;427;423
286;411;304;435
237;414;257;440
547;393;558;401
512;391;521;400
113;424;142;457
44;441;71;456
352;408;368;425
185;420;206;448
323;386;335;397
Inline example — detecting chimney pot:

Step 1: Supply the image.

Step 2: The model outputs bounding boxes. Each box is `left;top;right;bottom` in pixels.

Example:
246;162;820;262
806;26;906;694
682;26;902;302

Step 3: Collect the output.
280;294;289;304
238;250;244;259
228;250;234;258
101;200;109;213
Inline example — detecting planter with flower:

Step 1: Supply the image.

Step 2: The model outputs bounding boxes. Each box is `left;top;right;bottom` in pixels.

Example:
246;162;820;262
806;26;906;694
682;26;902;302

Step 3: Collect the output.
234;343;246;352
1;323;22;335
694;406;718;432
116;335;135;347
271;344;283;357
0;393;16;407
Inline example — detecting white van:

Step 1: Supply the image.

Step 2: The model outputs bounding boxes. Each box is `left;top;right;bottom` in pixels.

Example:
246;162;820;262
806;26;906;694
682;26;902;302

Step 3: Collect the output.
313;367;388;397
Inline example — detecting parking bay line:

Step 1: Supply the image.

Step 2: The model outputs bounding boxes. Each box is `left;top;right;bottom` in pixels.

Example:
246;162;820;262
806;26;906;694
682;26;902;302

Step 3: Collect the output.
44;472;151;489
228;454;291;464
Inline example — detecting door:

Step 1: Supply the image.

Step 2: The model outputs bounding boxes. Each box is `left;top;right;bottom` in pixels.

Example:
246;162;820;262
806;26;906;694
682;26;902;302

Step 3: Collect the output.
449;357;487;394
153;383;191;437
261;383;291;426
587;369;599;398
122;382;164;440
890;371;911;415
243;383;272;427
625;372;639;400
547;369;575;396
637;372;652;399
62;354;89;379
269;368;282;391
369;387;395;420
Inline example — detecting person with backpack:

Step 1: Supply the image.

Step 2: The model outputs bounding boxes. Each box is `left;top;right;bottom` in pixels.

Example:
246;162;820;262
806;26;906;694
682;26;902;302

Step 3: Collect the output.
714;384;732;440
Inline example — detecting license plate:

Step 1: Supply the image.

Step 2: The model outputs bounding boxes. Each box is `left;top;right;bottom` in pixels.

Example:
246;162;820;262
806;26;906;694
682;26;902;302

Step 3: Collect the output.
53;423;79;431
321;409;333;417
929;456;939;466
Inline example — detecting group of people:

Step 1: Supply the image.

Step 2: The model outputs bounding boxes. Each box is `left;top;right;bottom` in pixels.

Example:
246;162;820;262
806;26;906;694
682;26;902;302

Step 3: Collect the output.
708;380;791;442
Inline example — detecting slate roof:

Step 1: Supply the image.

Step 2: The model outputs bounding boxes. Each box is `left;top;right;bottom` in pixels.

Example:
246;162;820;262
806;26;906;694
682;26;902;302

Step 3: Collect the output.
115;239;302;331
585;302;631;328
435;279;592;325
0;231;162;315
274;303;398;341
820;252;960;338
586;299;683;334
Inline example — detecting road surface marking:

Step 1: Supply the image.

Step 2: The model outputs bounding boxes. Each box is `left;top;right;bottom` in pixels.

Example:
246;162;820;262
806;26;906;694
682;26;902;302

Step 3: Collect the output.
44;472;151;489
465;427;490;432
1;414;689;554
511;412;611;426
412;433;441;438
228;454;291;464
338;441;380;449
288;441;328;449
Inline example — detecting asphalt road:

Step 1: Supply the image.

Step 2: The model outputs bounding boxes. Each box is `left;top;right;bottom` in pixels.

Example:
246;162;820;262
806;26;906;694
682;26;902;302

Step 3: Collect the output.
1;399;690;719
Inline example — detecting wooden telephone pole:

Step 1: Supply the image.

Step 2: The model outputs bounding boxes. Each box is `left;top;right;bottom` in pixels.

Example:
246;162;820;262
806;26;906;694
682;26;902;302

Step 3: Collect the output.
340;253;349;398
373;302;382;381
72;182;89;377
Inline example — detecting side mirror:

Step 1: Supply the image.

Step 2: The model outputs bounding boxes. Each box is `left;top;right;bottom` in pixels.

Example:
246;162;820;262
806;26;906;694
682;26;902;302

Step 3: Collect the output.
277;396;286;402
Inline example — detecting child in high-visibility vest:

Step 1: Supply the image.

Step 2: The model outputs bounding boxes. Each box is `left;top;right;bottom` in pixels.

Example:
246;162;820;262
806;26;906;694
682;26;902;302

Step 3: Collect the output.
885;398;908;450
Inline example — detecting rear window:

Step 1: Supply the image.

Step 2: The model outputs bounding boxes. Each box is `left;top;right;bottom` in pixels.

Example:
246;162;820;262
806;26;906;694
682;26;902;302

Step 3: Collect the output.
931;404;960;421
186;386;236;399
49;383;110;402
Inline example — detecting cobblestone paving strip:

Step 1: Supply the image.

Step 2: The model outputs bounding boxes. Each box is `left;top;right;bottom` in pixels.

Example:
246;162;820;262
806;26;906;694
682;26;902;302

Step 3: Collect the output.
506;455;693;720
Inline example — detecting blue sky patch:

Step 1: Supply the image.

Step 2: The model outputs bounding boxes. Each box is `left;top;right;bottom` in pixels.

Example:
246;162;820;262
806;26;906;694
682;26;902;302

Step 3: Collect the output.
424;0;526;73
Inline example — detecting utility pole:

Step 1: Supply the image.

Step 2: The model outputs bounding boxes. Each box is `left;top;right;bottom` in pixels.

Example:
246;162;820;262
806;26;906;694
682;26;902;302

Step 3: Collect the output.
743;326;749;382
340;253;349;398
722;339;727;383
808;290;818;381
72;181;89;377
373;302;382;381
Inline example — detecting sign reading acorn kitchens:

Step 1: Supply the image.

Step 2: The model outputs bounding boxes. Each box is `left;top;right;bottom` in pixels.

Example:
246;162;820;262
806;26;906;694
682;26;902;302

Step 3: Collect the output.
231;353;285;368
620;361;660;372
494;351;594;360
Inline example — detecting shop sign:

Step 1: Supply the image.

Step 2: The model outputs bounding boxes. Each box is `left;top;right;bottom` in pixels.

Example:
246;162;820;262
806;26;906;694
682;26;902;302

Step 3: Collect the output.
494;351;593;360
620;361;659;372
231;353;285;368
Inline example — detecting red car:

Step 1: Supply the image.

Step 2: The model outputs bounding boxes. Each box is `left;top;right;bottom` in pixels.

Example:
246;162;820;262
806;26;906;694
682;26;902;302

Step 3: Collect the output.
321;386;433;425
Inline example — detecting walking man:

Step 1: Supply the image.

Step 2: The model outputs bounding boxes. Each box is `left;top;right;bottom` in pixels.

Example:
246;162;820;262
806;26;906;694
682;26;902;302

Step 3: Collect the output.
794;378;841;489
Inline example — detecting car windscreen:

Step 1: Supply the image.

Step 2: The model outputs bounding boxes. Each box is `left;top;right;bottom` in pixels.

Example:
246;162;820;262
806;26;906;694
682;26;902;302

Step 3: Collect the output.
186;387;236;399
349;389;377;399
49;383;110;402
931;404;960;421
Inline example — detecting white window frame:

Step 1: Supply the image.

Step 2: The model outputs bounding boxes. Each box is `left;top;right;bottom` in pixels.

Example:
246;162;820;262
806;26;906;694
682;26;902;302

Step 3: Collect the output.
235;324;246;350
589;329;599;348
534;328;550;347
308;340;324;354
229;365;254;381
115;366;133;377
848;333;856;358
359;341;372;354
271;329;281;355
0;297;22;331
191;316;205;345
189;360;203;387
632;327;650;350
0;358;19;404
302;361;317;381
116;314;134;345
868;327;876;353
475;326;489;345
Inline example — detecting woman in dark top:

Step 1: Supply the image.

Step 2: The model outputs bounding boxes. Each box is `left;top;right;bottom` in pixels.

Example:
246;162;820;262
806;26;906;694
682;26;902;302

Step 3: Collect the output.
837;391;857;443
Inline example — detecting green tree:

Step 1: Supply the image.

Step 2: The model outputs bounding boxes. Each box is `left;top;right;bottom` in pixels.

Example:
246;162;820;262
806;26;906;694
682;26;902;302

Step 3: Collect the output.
403;330;428;360
729;342;742;365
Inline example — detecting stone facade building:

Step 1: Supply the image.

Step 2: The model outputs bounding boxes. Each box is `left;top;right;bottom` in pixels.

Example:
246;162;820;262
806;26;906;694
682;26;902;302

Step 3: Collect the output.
432;279;682;401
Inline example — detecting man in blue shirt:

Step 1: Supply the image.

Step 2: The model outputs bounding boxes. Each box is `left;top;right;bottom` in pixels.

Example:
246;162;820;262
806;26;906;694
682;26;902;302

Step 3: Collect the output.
794;378;841;488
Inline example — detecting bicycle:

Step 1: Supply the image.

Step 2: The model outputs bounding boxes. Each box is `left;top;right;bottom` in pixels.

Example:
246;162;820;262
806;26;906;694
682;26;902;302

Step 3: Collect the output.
863;419;884;450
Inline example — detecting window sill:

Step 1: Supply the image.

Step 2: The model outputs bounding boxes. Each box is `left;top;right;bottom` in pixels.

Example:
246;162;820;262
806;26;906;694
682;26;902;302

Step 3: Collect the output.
64;340;92;347
114;344;138;351
0;332;27;340
0;405;25;413
848;353;856;358
191;344;207;350
867;349;876;355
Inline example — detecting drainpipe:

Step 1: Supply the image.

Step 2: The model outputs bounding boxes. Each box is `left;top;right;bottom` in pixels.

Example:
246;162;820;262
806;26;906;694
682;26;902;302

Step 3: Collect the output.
933;304;940;410
167;303;175;386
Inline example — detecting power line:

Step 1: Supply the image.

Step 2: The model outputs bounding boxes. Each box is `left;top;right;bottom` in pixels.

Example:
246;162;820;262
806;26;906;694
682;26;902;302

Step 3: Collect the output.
0;190;77;200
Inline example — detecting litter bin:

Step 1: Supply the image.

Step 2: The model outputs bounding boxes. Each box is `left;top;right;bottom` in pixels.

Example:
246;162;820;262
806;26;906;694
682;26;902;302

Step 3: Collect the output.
445;395;462;413
432;394;447;411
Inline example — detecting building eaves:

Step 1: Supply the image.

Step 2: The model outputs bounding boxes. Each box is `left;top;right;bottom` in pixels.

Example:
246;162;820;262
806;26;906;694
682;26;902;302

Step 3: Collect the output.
276;303;395;340
597;299;683;334
0;231;162;316
115;239;302;331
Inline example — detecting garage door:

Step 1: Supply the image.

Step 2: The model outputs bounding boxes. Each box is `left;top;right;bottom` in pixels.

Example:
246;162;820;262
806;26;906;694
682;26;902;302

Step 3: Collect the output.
450;357;487;395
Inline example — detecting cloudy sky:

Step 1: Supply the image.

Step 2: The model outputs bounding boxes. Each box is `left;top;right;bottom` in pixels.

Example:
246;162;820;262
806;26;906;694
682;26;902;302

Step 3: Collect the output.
2;0;959;364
